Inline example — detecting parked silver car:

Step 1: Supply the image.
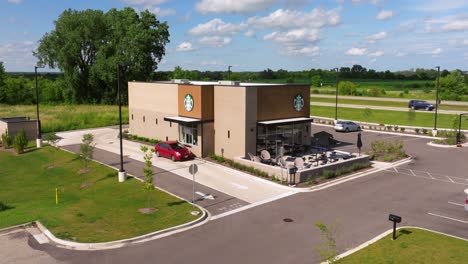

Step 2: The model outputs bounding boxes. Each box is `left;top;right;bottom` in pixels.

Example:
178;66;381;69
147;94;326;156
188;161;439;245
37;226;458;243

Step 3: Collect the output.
334;120;361;132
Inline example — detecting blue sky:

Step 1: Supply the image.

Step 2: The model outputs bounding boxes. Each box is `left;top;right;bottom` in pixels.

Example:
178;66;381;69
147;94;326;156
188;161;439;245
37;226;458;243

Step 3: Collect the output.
1;0;468;72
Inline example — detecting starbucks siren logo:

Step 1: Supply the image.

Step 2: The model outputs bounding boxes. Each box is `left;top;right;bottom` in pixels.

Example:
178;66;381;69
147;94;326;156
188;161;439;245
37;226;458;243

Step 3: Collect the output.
184;94;194;111
293;94;304;111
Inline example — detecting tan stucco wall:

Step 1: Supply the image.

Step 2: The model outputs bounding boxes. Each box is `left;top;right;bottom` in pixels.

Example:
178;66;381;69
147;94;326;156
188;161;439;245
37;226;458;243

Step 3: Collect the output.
0;122;7;136
214;85;249;158
128;82;179;142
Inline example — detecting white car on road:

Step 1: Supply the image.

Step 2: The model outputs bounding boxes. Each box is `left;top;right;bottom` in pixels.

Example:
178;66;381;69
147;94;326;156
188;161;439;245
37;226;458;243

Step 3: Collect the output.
334;120;361;132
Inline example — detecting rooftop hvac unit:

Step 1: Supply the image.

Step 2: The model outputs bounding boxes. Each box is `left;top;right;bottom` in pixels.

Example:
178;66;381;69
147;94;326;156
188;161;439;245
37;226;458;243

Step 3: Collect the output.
172;79;191;84
218;80;240;86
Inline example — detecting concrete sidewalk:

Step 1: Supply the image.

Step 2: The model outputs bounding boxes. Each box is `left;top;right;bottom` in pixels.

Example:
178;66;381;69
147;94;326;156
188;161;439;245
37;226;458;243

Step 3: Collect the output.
56;128;294;204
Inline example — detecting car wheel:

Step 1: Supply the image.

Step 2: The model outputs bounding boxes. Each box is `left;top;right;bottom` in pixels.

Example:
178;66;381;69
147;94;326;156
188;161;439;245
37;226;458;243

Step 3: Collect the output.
155;151;160;157
411;106;415;110
345;128;349;132
425;107;430;111
357;126;361;131
171;155;175;162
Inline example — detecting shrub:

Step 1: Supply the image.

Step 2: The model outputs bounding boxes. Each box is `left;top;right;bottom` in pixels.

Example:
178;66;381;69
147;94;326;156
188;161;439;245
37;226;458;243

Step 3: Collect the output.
369;140;406;162
321;162;371;179
422;128;428;134
208;153;270;178
13;129;28;154
393;126;399;131
1;131;12;148
0;201;13;212
414;128;420;134
386;125;392;131
400;127;405;132
311;89;320;94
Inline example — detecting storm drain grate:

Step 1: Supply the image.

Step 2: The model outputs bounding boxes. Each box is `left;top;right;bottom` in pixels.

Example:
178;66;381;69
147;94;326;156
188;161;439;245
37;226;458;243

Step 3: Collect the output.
283;218;294;223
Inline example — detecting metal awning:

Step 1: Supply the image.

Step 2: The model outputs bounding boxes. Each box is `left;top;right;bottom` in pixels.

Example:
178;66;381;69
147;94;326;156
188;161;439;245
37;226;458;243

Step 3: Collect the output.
257;117;313;126
164;116;202;124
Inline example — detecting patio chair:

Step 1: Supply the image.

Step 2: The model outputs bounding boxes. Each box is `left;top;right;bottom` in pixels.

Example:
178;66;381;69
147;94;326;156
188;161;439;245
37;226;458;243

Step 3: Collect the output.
294;157;305;170
260;150;274;164
253;155;261;163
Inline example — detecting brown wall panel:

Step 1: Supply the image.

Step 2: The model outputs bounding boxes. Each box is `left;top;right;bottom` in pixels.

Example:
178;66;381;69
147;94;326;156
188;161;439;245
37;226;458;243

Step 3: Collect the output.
256;85;310;121
178;85;202;118
201;85;214;120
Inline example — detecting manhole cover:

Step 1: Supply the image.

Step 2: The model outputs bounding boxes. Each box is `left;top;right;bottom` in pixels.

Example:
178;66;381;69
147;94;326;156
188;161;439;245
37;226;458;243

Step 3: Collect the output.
283;218;294;223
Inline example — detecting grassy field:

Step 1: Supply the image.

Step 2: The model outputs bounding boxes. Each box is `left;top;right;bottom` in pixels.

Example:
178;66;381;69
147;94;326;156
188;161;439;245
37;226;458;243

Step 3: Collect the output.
0;146;199;243
310;105;468;129
311;97;468;112
338;228;468;264
0;104;129;133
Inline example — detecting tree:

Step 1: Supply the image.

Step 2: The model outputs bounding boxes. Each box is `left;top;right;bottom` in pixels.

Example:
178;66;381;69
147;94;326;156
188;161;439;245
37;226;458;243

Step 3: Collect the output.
79;133;94;172
310;75;322;87
13;129;29;154
338;81;358;95
1;130;12;149
439;71;467;101
140;145;155;211
0;61;5;87
34;7;170;104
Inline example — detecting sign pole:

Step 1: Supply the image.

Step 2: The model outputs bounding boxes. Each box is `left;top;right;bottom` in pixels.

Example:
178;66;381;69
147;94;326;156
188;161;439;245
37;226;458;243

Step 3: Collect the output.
192;171;195;205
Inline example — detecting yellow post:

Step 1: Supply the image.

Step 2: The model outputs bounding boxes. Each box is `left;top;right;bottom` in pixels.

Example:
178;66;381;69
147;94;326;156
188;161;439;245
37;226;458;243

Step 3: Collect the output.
55;188;58;205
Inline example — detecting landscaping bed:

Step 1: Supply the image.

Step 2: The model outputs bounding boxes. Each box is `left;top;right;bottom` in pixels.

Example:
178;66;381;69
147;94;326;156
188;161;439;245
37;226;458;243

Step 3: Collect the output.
338;228;468;263
0;146;199;243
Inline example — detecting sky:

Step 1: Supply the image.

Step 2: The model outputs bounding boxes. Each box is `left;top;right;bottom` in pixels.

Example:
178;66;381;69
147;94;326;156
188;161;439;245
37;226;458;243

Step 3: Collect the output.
1;0;468;72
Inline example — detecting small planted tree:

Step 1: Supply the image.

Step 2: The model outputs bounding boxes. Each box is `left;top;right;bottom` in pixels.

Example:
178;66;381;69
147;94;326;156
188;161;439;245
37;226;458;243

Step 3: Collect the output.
79;133;94;173
1;130;12;149
140;145;156;214
315;221;339;264
13;129;28;154
45;133;60;168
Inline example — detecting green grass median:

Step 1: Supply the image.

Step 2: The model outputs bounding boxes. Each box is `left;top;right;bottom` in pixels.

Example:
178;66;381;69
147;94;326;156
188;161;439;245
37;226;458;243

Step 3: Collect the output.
338;228;468;263
310;105;468;129
0;146;199;243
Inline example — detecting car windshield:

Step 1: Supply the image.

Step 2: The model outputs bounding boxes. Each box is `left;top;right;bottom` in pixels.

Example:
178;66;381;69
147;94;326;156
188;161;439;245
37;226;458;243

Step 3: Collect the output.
170;143;185;150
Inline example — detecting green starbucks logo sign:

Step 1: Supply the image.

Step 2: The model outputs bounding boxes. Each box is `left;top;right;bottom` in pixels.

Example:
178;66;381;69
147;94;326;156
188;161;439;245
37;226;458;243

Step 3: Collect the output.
293;94;304;111
184;94;194;112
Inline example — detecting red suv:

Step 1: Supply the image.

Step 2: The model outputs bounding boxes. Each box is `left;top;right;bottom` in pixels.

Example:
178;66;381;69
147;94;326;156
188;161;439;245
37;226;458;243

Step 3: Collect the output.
155;141;192;161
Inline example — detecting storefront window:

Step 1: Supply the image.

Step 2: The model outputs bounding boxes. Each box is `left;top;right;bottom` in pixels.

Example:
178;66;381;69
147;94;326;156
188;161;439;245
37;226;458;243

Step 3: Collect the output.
256;123;303;156
179;124;198;145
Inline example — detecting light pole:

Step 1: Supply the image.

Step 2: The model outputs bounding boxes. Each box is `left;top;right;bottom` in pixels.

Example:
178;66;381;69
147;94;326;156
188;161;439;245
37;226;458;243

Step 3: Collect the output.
457;113;468;145
228;65;232;80
433;66;440;133
117;64;126;182
334;68;339;122
34;65;44;148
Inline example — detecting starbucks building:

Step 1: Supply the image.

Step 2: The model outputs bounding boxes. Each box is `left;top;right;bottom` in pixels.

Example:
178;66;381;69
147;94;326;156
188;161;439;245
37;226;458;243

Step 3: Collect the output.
128;80;312;159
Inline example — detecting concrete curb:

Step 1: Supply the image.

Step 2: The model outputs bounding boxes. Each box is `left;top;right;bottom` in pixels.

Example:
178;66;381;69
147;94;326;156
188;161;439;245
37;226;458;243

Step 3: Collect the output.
328;226;468;263
29;146;212;251
427;141;468;148
0;222;34;236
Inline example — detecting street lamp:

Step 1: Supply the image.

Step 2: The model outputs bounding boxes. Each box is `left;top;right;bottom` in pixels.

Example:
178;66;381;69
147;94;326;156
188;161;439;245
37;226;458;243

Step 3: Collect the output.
457;113;468;145
433;66;440;132
228;65;232;80
334;68;339;122
117;64;126;182
34;65;44;148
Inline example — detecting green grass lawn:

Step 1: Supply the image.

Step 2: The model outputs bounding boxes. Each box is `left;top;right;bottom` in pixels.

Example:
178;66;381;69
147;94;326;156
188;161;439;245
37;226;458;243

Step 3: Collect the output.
0;104;129;133
310;105;468;129
0;146;199;243
338;228;468;264
311;97;468;112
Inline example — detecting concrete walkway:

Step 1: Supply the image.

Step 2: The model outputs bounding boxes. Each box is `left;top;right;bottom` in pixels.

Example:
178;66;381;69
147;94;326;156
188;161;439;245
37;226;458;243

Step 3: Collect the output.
311;94;468;106
310;101;462;114
56;128;294;205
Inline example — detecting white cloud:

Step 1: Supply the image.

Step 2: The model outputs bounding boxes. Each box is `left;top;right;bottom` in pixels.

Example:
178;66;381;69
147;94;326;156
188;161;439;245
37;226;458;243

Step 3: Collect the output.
244;29;256;38
0;41;38;71
376;10;394;20
430;48;443;54
247;8;340;30
7;0;22;4
281;46;320;56
198;36;232;47
176;42;195;51
196;0;279;14
189;19;247;35
415;0;468;12
346;47;367;55
201;60;227;66
441;19;468;32
263;28;320;44
424;14;468;32
367;31;387;42
395;51;407;57
337;0;382;5
368;50;384;57
144;6;176;17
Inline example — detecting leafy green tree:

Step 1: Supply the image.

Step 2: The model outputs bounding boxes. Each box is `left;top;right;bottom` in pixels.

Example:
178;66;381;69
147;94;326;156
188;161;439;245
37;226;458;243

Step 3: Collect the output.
310;75;322;87
338;81;358;95
438;71;467;101
140;145;155;209
1;130;12;149
79;133;94;172
13;129;29;154
34;7;169;104
0;61;5;87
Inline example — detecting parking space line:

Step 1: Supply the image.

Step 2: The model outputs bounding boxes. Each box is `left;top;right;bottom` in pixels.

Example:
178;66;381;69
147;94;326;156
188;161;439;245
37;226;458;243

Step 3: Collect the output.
428;212;468;224
448;201;465;207
426;172;434;179
409;169;416;176
393;167;398;173
446;176;455;183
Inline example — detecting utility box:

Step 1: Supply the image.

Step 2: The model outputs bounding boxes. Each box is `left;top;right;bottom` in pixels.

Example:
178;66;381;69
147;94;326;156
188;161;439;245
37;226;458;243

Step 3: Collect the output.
0;117;37;140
